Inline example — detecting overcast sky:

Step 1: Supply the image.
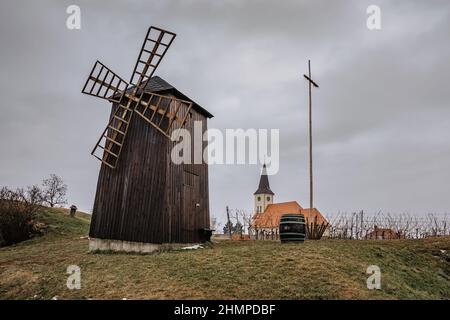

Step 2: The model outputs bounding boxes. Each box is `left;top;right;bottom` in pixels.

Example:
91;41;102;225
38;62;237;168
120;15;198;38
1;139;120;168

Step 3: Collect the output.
1;0;449;224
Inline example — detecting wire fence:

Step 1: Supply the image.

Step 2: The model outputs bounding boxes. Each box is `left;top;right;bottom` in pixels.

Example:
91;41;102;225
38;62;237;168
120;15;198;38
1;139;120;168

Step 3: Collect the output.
324;211;450;239
212;209;450;240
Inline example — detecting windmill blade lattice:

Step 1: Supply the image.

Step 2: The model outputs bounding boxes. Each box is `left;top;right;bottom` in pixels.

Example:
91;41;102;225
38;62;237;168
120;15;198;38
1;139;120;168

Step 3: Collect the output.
81;61;129;103
133;92;193;138
82;26;183;169
129;26;176;90
91;102;135;169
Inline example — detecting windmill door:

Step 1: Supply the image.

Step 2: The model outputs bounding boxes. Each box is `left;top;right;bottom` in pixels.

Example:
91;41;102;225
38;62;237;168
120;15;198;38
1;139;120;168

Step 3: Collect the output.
182;170;200;242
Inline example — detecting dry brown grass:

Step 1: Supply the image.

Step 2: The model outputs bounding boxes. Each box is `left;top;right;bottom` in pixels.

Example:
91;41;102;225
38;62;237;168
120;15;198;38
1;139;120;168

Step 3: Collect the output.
0;207;449;300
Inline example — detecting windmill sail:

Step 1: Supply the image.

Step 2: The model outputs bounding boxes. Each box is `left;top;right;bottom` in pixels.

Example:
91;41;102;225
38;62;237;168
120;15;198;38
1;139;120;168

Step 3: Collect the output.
91;103;134;169
129;26;176;91
81;61;129;103
83;26;184;169
133;92;193;138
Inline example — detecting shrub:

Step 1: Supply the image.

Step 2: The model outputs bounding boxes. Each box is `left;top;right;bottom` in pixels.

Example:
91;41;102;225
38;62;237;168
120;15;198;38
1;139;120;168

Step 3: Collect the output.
0;186;43;247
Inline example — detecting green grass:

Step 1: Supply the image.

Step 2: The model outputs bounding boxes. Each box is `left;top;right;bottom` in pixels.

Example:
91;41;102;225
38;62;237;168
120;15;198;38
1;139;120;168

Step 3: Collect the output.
0;207;449;300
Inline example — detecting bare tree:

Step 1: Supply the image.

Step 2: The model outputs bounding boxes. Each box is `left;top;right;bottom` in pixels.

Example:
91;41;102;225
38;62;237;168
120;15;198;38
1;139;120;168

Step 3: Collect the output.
225;206;232;238
239;209;253;235
42;174;67;208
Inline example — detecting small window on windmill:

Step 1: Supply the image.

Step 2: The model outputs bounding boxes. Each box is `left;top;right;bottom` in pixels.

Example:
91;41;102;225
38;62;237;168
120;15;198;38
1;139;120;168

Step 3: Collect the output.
257;196;261;201
267;196;270;201
183;170;198;187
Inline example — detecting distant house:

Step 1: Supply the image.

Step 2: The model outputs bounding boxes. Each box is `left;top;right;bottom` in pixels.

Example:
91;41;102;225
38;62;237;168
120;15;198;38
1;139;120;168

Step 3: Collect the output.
367;226;405;240
250;164;328;240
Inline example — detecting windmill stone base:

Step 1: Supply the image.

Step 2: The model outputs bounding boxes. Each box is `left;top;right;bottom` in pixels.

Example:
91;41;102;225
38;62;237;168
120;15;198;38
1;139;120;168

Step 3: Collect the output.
89;238;198;254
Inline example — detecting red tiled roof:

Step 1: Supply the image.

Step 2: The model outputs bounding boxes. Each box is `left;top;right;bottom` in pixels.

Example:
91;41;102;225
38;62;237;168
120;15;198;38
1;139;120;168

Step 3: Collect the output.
301;208;328;226
252;201;328;229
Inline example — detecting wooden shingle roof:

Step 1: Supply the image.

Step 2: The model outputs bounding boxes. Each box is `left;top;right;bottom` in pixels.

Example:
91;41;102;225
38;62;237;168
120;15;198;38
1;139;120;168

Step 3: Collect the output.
121;76;213;118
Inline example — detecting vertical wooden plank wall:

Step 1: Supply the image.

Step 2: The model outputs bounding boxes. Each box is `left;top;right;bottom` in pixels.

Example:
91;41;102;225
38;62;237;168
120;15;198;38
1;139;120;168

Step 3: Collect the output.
89;93;210;244
165;98;210;243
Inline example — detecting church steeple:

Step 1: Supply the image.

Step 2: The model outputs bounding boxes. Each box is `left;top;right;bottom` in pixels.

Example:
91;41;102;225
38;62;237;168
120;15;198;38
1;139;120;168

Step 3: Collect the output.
254;164;274;195
254;164;274;213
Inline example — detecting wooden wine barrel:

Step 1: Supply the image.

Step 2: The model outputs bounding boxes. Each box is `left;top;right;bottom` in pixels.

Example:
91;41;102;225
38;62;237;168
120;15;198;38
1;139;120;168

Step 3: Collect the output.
279;213;306;242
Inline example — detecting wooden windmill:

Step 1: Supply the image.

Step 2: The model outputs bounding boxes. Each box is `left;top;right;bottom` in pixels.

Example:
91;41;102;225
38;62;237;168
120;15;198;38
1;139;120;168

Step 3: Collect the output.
82;27;191;169
82;26;213;252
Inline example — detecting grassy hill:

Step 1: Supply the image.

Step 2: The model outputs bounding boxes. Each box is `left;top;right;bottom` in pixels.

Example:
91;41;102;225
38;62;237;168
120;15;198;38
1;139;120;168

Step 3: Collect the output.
0;207;449;300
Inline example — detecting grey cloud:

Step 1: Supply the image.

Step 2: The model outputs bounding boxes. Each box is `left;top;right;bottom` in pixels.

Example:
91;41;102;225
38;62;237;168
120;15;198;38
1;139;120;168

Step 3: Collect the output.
0;0;449;225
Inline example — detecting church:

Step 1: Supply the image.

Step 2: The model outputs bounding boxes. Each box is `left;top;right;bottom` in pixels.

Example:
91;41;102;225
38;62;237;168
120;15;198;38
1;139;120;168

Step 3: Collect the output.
251;164;328;240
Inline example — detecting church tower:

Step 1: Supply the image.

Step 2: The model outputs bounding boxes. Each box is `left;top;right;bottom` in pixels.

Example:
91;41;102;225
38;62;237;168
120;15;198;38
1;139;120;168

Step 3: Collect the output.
254;164;274;213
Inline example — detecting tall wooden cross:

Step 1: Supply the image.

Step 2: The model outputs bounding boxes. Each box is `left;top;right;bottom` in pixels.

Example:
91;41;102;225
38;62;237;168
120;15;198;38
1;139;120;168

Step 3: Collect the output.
303;60;319;210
